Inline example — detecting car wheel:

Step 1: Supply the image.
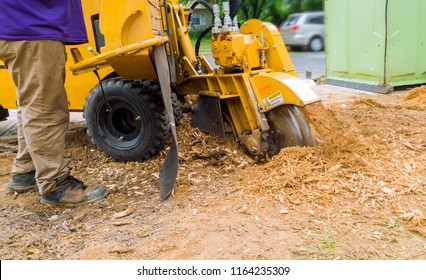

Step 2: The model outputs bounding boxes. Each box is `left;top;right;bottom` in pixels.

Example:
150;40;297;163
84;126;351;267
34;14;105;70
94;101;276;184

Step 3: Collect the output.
309;36;323;52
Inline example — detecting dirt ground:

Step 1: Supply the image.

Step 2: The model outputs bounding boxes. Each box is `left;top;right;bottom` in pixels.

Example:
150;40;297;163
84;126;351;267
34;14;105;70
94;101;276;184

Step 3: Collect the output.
0;85;425;260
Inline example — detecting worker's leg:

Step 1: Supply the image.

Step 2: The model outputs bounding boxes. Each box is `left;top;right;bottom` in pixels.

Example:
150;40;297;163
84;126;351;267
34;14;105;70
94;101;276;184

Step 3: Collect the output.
1;40;107;205
6;109;37;192
1;40;72;195
0;41;36;192
12;109;36;175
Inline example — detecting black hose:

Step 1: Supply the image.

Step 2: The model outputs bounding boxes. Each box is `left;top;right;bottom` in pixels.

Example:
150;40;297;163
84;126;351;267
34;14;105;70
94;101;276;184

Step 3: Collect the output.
191;1;240;56
230;0;240;19
187;0;213;24
195;25;213;57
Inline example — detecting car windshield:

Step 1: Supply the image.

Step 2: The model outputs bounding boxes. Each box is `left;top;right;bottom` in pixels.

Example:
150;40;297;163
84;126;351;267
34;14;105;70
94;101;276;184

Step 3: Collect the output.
283;15;300;26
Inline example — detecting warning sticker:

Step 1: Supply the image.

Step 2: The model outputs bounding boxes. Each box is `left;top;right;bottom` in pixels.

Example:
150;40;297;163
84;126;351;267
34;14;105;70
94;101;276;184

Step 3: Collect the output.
262;91;284;109
258;84;274;98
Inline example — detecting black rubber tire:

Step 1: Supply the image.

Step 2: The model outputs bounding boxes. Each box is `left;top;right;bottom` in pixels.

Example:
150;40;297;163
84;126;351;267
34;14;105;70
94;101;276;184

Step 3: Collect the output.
266;104;313;156
152;82;182;124
170;91;183;124
0;105;9;121
83;78;170;162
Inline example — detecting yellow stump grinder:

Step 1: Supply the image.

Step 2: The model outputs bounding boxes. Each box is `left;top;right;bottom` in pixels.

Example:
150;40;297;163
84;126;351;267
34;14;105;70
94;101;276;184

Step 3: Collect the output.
65;0;321;200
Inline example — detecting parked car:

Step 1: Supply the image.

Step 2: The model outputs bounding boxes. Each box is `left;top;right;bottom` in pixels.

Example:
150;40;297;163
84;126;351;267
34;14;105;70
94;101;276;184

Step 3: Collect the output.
279;11;324;52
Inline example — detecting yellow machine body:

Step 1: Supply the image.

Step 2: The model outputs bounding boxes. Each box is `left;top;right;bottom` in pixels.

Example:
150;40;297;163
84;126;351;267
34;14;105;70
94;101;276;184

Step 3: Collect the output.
1;0;320;157
174;17;320;154
96;0;161;80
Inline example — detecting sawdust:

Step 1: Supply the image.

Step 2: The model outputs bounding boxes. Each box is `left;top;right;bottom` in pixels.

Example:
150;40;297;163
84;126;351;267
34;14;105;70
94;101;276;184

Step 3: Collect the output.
240;89;426;247
240;100;371;194
303;101;366;161
400;85;426;110
0;87;425;260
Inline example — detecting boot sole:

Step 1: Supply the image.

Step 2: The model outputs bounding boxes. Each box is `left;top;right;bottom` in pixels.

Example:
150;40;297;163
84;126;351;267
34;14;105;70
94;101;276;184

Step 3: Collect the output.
40;190;108;207
8;184;37;193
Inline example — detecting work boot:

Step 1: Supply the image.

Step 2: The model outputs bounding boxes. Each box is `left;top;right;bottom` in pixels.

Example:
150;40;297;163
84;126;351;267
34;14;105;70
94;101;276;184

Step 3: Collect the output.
8;171;37;193
41;175;107;206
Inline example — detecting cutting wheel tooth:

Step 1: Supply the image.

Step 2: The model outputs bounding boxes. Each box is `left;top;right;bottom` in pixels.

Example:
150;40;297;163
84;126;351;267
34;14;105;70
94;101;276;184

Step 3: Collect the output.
265;104;314;156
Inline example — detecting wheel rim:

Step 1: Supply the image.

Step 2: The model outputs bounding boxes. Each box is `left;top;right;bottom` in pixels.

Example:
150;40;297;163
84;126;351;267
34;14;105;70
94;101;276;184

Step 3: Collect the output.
98;98;146;150
112;108;138;135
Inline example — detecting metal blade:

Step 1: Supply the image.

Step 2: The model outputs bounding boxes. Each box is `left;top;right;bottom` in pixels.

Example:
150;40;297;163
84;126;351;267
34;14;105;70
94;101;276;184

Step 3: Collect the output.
154;45;178;201
191;95;225;138
265;105;314;156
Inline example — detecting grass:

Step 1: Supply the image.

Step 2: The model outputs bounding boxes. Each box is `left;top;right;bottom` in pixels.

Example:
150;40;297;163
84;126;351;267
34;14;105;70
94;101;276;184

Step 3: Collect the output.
321;230;337;254
190;34;211;54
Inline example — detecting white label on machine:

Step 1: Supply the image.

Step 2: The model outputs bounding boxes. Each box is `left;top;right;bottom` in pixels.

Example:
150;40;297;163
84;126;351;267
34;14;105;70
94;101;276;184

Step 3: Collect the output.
262;91;284;109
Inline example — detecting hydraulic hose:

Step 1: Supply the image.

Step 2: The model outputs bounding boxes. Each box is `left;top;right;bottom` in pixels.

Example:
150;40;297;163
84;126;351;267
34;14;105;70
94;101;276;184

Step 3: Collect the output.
187;0;214;24
195;25;213;57
230;0;240;19
191;1;241;56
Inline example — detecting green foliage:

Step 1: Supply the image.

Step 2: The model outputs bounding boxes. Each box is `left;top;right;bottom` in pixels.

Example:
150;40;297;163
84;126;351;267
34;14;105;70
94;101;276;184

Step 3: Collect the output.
239;0;269;20
180;0;323;28
283;0;323;13
320;230;336;254
236;0;324;26
238;0;289;26
189;31;211;54
302;0;324;11
190;37;211;53
266;1;292;26
179;0;192;5
395;218;401;227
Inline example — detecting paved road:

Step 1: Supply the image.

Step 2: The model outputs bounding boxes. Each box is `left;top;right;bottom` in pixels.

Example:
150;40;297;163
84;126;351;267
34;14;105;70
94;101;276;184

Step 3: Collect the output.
290;51;326;80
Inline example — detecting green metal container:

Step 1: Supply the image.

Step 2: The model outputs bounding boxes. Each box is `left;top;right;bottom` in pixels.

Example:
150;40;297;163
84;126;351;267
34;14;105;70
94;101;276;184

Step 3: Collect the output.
325;0;426;93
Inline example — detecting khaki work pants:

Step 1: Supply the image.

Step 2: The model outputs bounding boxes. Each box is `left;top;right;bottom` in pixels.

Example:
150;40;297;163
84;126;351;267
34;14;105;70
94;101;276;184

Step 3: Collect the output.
0;40;71;195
